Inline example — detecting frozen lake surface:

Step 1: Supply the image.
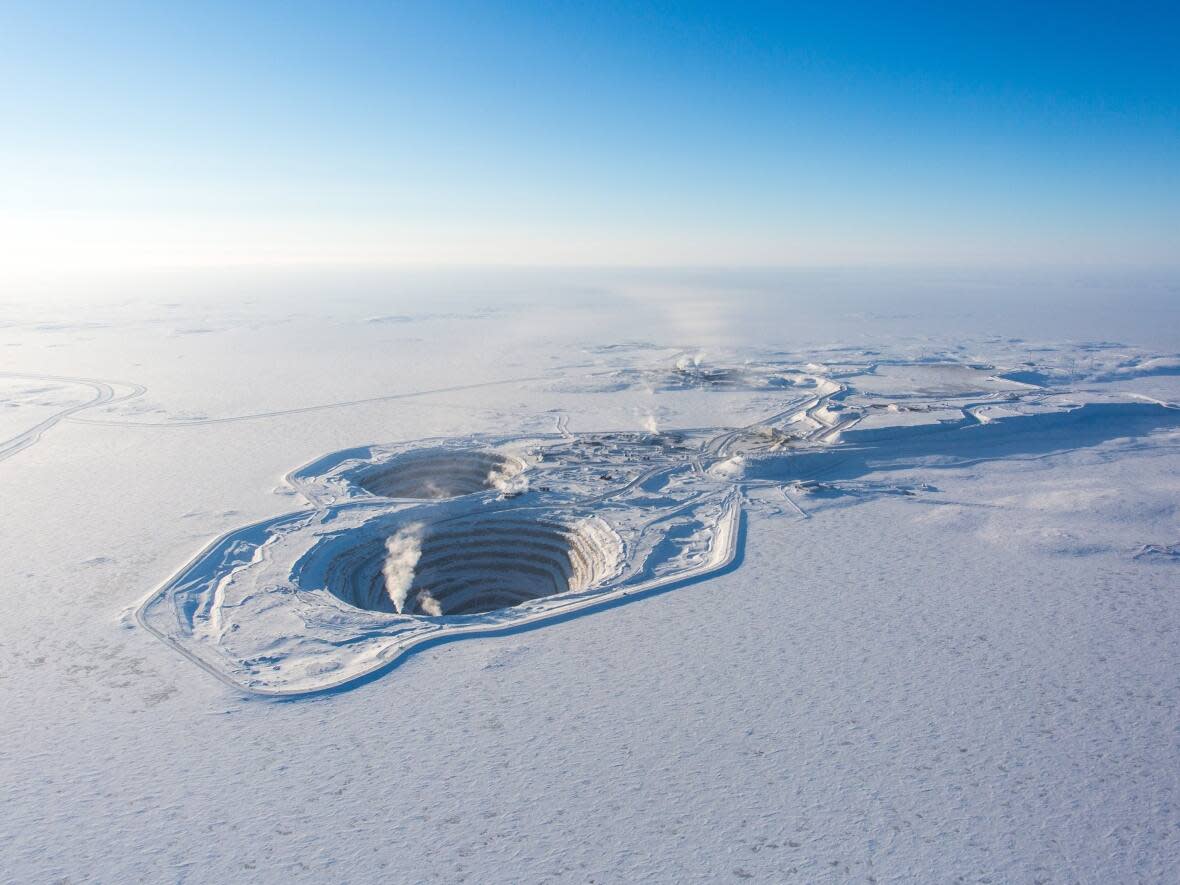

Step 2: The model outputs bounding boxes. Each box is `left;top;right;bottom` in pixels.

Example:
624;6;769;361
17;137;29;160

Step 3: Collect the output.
2;268;1179;882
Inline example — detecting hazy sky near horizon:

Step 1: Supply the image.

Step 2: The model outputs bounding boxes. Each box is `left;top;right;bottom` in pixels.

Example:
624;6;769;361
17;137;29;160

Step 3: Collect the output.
2;1;1177;272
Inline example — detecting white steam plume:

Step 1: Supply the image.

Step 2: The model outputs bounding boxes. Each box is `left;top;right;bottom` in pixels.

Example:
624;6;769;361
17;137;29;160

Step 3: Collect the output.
382;523;424;614
487;463;528;496
414;587;443;617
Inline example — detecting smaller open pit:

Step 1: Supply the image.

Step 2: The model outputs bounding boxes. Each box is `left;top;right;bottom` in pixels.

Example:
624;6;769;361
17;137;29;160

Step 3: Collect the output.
357;449;524;500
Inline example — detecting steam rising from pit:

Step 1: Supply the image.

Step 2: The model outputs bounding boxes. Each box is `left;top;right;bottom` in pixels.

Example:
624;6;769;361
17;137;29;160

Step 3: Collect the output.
359;449;525;500
414;587;443;617
382;523;424;614
486;462;528;496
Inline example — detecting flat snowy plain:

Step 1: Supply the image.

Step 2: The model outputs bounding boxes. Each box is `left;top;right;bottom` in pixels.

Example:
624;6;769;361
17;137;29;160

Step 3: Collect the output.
2;269;1179;883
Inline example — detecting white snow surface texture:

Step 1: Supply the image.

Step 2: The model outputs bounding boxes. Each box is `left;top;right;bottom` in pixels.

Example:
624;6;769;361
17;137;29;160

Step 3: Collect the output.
2;269;1180;883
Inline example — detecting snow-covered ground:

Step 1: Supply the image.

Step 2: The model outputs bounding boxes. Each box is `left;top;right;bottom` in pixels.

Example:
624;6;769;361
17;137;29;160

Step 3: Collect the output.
2;269;1179;882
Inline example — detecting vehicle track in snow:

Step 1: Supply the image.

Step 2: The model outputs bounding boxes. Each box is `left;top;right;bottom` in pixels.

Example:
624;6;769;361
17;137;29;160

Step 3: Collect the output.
65;373;558;428
0;372;146;464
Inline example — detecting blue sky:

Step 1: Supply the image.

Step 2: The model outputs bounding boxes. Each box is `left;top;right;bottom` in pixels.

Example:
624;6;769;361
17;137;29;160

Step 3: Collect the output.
2;1;1177;270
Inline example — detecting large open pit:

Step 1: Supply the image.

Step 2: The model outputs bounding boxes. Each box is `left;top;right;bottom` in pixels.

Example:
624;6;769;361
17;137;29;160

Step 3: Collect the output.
323;511;621;617
357;449;524;499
